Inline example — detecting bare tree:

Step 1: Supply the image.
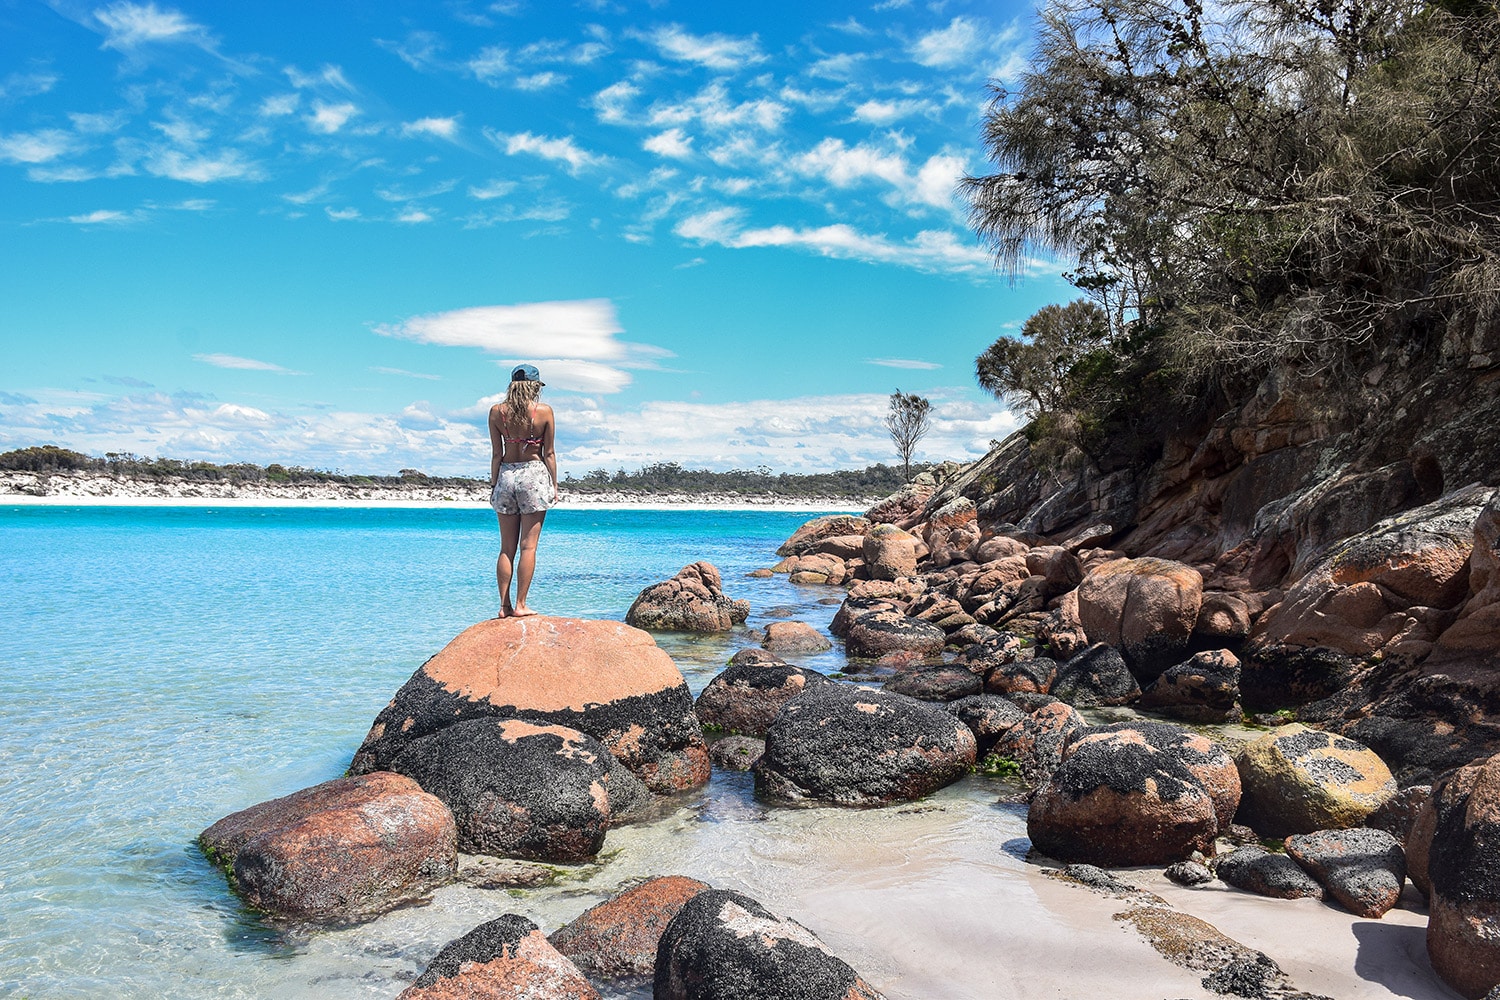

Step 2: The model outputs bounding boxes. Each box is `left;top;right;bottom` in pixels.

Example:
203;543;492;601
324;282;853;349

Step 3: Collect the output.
885;390;932;482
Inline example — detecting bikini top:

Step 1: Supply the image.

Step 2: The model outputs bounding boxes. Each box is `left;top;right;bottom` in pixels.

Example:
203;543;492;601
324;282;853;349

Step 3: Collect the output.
501;404;544;447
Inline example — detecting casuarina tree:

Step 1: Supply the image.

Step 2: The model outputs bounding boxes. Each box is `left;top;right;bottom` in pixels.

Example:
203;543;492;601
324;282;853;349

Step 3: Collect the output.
885;390;931;481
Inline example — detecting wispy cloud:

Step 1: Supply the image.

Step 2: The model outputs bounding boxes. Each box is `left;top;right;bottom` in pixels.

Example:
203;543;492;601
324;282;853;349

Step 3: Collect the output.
643;128;693;160
65;208;146;225
868;358;942;370
194;353;303;373
638;24;766;71
486;129;607;174
0;129;80;164
143;147;257;183
376;300;627;358
0;69;59;101
94;2;211;52
371;366;442;380
306;101;358;134
285;64;354;91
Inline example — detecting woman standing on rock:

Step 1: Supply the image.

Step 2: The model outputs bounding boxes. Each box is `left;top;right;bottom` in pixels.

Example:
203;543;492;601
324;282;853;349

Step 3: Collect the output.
488;364;558;617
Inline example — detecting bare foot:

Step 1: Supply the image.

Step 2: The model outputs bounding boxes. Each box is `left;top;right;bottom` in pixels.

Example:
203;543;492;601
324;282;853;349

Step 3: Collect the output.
511;605;539;618
497;604;513;619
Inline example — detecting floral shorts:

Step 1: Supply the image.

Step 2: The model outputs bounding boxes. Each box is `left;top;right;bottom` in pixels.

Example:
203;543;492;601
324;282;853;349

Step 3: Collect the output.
490;461;555;515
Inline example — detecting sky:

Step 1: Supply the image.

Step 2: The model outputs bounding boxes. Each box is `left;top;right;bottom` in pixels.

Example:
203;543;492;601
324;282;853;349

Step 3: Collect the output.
1;0;1073;476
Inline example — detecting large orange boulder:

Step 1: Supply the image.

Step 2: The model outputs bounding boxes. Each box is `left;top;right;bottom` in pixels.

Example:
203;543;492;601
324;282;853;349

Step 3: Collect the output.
1076;557;1204;677
1425;752;1500;999
862;523;919;580
1233;723;1395;837
399;914;599;1000
350;617;710;794
199;772;455;923
777;515;871;556
549;875;711;979
626;562;751;632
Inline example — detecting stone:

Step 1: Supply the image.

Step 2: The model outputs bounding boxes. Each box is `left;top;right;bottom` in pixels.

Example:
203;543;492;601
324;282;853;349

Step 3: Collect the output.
350;617;711;795
1365;784;1431;846
1028;727;1221;866
1426;752;1500;999
1076;557;1204;678
844;610;946;660
708;736;765;771
1284;827;1407;918
946;622;999;649
1430;490;1500;662
1036;591;1089;661
780;553;848;586
778;515;871;557
830;596;898;638
695;658;832;737
1166;861;1214;886
746;568;774;579
866;480;937;526
549;875;711;980
881;665;982;702
974;535;1030;563
1140;650;1242;722
991;701;1084;785
1213;847;1325;900
456;857;555;890
755;684;976;806
626;562;751;632
398;913;599;1000
945;694;1027;752
1051;644;1142;707
761;620;832;654
955;631;1030;671
1195;592;1253;642
388;718;647;862
984;657;1059;696
199;772;456;924
1066;721;1242;829
862;524;920;581
809;534;867;560
1234;724;1396;837
655;889;886;1000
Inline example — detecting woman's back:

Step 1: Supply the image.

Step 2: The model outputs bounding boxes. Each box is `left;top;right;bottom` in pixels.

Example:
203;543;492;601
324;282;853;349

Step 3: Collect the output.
494;401;553;464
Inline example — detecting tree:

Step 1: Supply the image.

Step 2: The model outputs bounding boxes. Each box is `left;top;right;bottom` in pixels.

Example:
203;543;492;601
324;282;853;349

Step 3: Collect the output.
885;390;932;481
976;300;1111;419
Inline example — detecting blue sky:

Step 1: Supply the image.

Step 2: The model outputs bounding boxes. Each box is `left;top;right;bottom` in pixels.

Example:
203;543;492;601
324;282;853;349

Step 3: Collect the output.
1;0;1072;475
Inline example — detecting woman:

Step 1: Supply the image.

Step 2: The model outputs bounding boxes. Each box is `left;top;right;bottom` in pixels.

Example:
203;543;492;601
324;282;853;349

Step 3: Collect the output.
488;364;558;617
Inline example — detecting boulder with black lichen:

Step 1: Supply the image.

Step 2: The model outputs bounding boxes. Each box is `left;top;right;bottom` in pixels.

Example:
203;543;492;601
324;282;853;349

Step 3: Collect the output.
946;694;1027;753
627;562;751;632
1284;827;1407;918
549;875;711;981
1234;723;1396;837
1425;752;1500;999
1066;721;1241;829
990;700;1084;785
1139;649;1242;722
882;665;982;702
1050;644;1141;707
1213;846;1326;900
844;609;946;660
398;913;599;1000
695;656;832;737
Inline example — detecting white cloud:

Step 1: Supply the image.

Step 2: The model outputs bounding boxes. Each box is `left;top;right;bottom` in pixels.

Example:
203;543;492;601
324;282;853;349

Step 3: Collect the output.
29;165;100;182
468;46;510;82
326;207;361;221
640;24;766;71
515;72;566;90
376;300;627;358
396;208;433;223
504;358;634;394
402;116;460;139
95;2;207;51
66;209;143;225
144;147;257;183
911;17;982;67
851;98;937;125
307;101;358;134
868;358;942;370
258;93;299;117
0;70;59;101
70;111;128;134
0;129;79;164
193;353;302;373
788;138;966;214
646;81;789;133
371;366;442;380
468;179;517;200
674;208;992;274
643;128;693;159
285;64;354;91
486;130;606;174
592;80;639;124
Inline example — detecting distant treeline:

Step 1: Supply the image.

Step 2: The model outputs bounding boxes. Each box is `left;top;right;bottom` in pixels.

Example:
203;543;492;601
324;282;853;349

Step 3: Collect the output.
1;446;925;497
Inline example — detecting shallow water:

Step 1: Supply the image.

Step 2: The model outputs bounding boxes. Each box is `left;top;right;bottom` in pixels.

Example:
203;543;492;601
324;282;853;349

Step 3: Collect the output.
0;505;1459;999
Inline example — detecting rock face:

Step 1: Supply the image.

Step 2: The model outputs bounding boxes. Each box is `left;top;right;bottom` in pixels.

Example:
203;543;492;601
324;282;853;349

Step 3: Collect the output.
862;524;919;580
1140;650;1242;722
761;621;832;653
398;913;599;1000
1027;725;1222;866
984;656;1059;696
1069;721;1242;829
626;562;751;633
1050;644;1141;707
654;889;885;1000
1076;557;1204;677
1425;752;1500;1000
778;515;872;556
1234;724;1396;837
387;718;645;862
883;665;982;702
199;772;456;924
549;875;711;980
695;657;832;737
991;701;1084;785
1214;847;1326;900
755;684;977;806
350;617;710;795
844;610;946;660
1284;828;1407;918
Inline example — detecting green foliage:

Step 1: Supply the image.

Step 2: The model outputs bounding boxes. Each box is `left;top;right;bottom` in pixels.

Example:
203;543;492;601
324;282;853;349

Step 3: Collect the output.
562;461;924;498
978;753;1022;778
0;445;93;472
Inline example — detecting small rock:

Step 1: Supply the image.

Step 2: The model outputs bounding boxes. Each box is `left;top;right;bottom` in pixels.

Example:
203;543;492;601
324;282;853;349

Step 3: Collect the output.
945;695;1027;753
983;656;1058;696
882;665;982;702
1051;644;1141;707
1234;723;1397;837
550;875;711;980
1166;861;1214;886
762;620;832;653
456;856;555;890
398;914;599;1000
695;658;832;737
844;610;947;659
1140;649;1242;722
708;736;765;772
991;701;1083;785
1053;863;1137;893
1213;847;1325;900
627;562;751;632
1285;827;1407;918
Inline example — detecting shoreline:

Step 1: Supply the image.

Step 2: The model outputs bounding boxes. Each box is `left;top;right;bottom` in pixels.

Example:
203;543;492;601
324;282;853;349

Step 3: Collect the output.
0;495;863;512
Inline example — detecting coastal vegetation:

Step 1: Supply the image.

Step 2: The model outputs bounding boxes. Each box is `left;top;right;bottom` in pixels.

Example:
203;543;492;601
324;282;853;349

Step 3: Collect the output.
883;390;932;482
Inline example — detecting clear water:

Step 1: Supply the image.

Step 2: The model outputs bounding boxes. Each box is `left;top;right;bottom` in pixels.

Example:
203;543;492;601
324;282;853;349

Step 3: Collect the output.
0;506;1454;1000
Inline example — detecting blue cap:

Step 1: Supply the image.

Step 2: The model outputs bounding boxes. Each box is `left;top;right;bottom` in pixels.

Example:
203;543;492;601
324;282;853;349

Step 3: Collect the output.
511;364;544;385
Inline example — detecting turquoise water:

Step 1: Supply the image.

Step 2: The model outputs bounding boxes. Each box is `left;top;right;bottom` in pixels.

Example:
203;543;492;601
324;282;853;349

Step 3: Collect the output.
0;505;853;999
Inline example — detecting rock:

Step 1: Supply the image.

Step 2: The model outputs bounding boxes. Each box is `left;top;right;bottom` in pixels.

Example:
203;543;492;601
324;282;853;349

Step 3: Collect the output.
1051;644;1142;707
755;684;976;806
882;665;982;702
199;772;456;924
387;718;646;862
1067;721;1242;829
830;596;897;638
1166;861;1214;886
778;515;871;557
844;610;946;660
1284;827;1407;918
1234;723;1397;837
809;534;866;560
1430;490;1500;662
946;622;999;649
761;620;832;654
862;524;919;581
695;658;832;737
655;888;886;1000
708;736;765;771
946;695;1027;752
974;535;1030;563
984;657;1059;696
1036;590;1089;660
927;495;978;531
549;875;711;980
1366;784;1431;846
1140;650;1242;722
1028;727;1221;866
867;480;937;526
779;553;849;586
1054;863;1138;893
1213;847;1326;900
1076;557;1204;678
1195;592;1253;642
991;701;1084;785
1426;752;1500;999
955;631;1030;670
350;617;710;795
456;856;555;890
398;913;599;1000
627;562;751;632
746;568;774;579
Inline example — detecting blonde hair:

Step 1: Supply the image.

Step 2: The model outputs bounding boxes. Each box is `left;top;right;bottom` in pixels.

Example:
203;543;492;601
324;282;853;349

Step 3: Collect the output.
501;379;543;434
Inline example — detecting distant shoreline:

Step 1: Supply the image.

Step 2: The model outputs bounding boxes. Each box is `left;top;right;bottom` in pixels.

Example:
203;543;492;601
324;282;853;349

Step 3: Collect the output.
0;471;871;513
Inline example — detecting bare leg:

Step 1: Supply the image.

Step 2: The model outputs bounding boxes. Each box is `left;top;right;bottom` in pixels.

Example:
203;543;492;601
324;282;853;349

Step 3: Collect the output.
511;511;547;616
496;513;521;616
